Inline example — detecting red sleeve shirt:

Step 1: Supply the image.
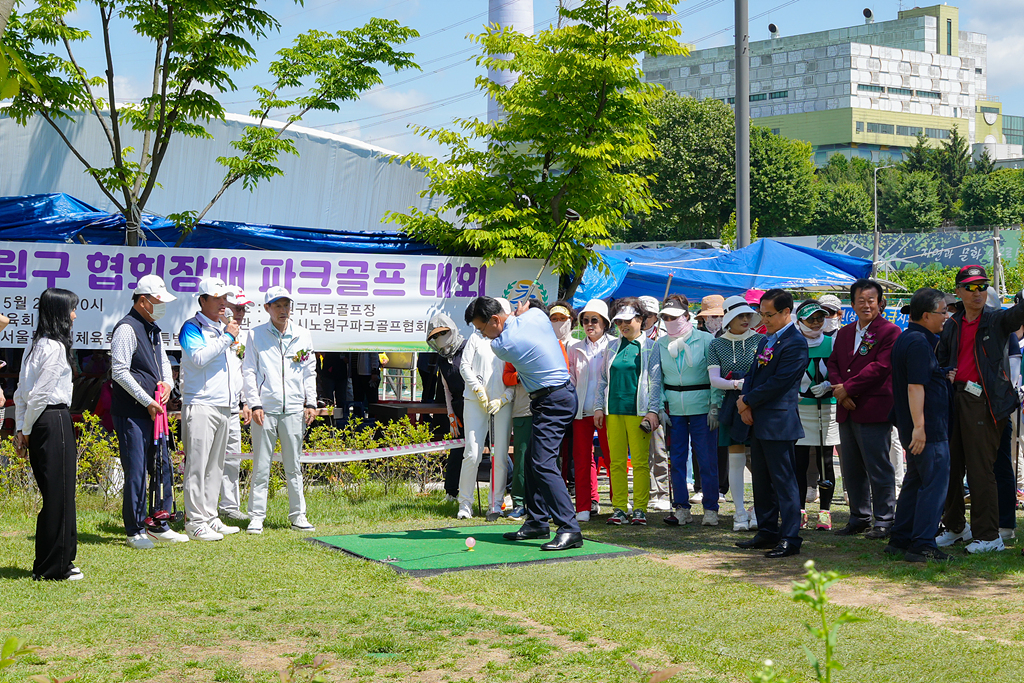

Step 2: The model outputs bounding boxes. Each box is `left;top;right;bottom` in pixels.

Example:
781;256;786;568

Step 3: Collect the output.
954;315;981;384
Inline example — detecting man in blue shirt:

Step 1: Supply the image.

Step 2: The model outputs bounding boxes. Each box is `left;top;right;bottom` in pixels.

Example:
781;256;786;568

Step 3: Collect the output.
466;296;582;551
888;288;951;562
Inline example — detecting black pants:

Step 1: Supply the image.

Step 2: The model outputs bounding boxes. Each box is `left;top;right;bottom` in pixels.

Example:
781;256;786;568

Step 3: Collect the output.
522;384;580;535
444;446;464;499
28;406;78;580
795;445;836;510
995;421;1016;530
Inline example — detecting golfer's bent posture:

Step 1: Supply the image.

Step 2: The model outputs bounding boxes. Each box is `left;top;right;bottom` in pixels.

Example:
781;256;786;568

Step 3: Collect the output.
466;297;583;551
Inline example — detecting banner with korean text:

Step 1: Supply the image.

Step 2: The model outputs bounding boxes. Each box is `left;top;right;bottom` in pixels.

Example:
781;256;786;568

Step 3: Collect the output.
0;242;556;351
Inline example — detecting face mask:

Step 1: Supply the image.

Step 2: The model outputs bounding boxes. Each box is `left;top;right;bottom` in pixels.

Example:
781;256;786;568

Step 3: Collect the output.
150;302;167;321
427;330;453;355
705;316;723;335
798;320;823;339
552;319;572;340
663;317;691;337
823;317;840;333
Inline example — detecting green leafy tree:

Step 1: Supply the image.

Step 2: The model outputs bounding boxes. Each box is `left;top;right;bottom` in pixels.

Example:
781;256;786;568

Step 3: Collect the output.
750;126;816;236
621;92;735;241
809;182;872;234
878;170;943;231
4;1;418;245
385;0;686;298
959;169;1024;227
973;147;996;176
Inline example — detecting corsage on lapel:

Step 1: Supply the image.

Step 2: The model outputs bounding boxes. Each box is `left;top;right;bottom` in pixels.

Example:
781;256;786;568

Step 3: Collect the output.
858;331;877;356
233;342;244;360
756;345;774;367
292;348;311;363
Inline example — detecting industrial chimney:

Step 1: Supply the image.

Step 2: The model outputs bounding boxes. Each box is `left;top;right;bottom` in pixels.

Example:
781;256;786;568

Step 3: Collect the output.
487;0;535;123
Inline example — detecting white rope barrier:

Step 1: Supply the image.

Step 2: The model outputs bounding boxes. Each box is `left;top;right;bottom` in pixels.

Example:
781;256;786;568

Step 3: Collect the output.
218;438;466;465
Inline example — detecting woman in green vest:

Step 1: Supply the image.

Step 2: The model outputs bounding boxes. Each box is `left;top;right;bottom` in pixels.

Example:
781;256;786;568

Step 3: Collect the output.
794;300;840;531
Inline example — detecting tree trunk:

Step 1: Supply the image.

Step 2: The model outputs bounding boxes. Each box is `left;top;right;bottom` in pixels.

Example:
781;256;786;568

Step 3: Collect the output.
0;0;16;39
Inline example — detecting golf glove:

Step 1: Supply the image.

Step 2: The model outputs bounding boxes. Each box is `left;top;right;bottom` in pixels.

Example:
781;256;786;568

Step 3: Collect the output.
810;381;832;398
707;407;719;430
659;410;672;428
473;387;489;409
486;399;504;415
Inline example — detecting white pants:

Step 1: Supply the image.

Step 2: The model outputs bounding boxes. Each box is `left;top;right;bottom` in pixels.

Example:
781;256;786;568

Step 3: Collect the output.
889;425;905;491
183;404;232;527
248;411;306;522
219;415;242;513
459;399;512;512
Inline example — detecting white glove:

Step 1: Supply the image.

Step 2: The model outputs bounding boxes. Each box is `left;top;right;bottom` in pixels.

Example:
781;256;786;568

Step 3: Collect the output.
659;410;672;428
733;379;744;391
473;387;489;408
486;399;503;415
810;381;832;398
707;407;719;431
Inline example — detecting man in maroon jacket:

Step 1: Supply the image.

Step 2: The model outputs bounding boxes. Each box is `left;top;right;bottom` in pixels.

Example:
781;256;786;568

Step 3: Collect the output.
826;279;901;538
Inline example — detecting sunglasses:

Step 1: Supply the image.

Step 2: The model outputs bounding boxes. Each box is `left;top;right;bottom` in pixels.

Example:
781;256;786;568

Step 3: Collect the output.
581;317;603;325
960;283;988;293
803;314;826;324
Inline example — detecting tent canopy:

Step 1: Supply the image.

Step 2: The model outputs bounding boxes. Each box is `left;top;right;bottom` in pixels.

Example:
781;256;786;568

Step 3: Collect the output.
571;240;872;306
0;193;438;254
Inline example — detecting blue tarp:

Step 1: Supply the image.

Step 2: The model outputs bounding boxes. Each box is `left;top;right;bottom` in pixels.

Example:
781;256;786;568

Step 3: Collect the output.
571;240;872;306
0;193;439;254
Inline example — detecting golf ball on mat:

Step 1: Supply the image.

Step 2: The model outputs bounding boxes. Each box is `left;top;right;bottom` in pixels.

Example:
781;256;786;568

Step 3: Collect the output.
466;537;476;549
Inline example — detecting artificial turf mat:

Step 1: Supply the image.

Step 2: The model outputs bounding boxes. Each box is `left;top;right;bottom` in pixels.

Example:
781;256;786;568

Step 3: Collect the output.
309;525;644;576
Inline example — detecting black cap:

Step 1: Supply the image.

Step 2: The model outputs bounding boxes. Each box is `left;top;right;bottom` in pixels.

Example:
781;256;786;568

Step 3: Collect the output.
955;265;989;286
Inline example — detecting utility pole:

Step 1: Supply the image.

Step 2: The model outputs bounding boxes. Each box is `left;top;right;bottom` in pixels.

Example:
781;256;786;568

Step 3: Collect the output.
872;164;895;278
735;0;750;248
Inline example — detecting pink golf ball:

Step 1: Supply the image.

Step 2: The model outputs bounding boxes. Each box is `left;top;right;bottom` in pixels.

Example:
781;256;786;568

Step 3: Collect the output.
465;536;476;549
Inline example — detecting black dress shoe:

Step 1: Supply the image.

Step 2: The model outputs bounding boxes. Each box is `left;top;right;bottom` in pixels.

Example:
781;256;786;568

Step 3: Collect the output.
540;531;583;551
503;528;550;542
863;526;891;540
765;540;801;558
735;535;778;550
833;523;869;536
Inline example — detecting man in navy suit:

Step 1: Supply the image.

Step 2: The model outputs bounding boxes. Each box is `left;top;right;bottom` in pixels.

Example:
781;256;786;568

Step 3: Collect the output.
735;289;810;558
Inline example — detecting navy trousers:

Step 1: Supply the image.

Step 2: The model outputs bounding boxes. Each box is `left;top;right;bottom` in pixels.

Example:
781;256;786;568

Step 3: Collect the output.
890;439;950;552
114;414;172;536
749;436;802;546
669;414;717;510
995;421;1017;530
522;384;580;534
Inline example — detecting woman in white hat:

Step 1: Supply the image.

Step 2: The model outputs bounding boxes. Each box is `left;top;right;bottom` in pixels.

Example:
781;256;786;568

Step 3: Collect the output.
569;299;613;521
793;300;840;531
657;294;718;526
594;298;663;526
706;295;765;531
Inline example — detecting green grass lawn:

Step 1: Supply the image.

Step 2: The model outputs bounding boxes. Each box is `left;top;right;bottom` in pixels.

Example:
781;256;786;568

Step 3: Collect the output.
2;485;1024;683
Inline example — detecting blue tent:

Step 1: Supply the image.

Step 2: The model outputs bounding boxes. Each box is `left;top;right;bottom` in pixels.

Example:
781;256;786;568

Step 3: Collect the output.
571;240;872;306
0;193;439;254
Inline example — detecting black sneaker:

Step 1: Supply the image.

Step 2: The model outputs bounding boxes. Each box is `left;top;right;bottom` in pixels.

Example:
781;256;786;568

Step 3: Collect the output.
883;543;907;556
864;526;891;540
905;547;952;563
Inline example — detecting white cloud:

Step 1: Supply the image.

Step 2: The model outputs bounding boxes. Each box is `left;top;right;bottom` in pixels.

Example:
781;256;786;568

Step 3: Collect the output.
963;0;1024;112
112;75;148;103
359;85;431;112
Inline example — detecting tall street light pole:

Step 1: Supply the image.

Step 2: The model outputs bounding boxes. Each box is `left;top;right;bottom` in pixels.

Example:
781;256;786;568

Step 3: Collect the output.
872;163;895;278
735;0;750;248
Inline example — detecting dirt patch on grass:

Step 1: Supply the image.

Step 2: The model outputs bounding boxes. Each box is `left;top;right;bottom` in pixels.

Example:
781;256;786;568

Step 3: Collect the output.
652;552;1024;643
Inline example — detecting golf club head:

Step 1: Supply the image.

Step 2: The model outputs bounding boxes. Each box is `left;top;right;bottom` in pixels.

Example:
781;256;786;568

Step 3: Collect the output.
152;509;172;521
817;479;835;492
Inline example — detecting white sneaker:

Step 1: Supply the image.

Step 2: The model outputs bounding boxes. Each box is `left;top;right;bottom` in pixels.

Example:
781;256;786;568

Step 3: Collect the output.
247;518;264;535
965;537;1006;554
127;533;155;549
936;524;972;547
733;509;749;532
290;515;316;532
677;508;693;525
806;487;819;504
702;510;719;526
219;508;250;522
148;528;189;544
187;523;224;542
456;503;472;520
649;499;671;512
209;519;240;536
719;493;728;503
746;507;758;531
688;492;702;505
999;527;1016;542
577;511;591;522
67;567;84;581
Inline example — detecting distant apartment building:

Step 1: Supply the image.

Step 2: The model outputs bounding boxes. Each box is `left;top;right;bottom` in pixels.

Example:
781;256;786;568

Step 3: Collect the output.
644;4;1023;166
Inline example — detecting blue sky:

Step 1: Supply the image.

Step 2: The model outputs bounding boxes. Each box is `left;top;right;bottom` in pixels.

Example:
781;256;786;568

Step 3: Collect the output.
47;0;1024;157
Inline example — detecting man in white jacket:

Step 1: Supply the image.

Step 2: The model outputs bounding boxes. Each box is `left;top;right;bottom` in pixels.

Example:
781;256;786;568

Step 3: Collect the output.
459;300;515;521
243;286;318;534
180;277;242;541
218;286;255;521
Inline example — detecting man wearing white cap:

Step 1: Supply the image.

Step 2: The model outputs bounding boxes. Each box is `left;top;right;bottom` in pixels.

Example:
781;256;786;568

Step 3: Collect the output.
111;275;188;548
639;295;671;511
179;277;242;541
243;286;318;534
218;286;255;521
